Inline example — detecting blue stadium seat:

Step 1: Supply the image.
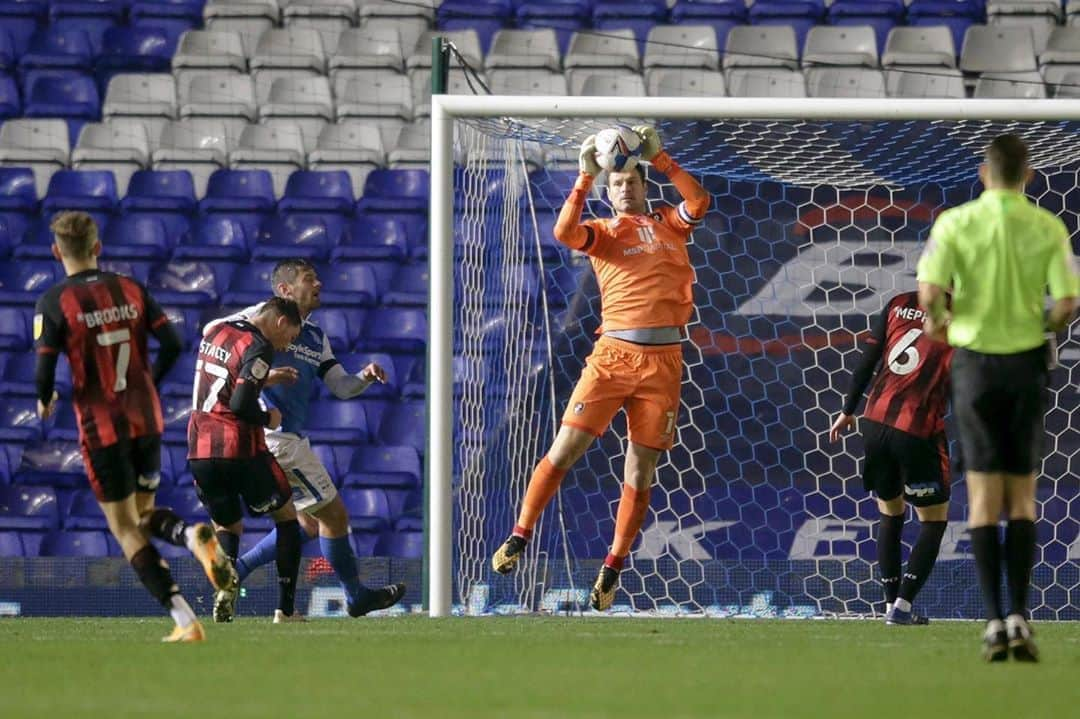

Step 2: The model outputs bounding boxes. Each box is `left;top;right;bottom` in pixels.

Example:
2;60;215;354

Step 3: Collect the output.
327;352;397;398
155;485;206;522
0;439;14;483
19;27;94;74
278;170;356;215
333;215;409;261
0;530;24;556
592;2;666;51
350;530;378;557
827;1;903;52
401;354;479;399
310;444;344;485
220;260;278;306
149;260;236;306
0;484;58;530
121;169;198;214
359;308;427;354
0;73;20;120
129;0;202;50
251;214;332;262
437;6;508;55
374;530;422;558
0;216;11;259
382;264;428;307
200;169;276;213
64;489;108;530
173;216;249;262
51;1;126;55
102;215;171;260
159;353;198;397
315;262;379;307
304;399;370;444
357;169;429;213
343;445;421;489
339;488;391;532
24;75;101;139
0;262;56;305
160;305;202;350
358;260;399;299
99;258;153;284
41;169;118;214
0;167;39;214
160;443;190;486
0;307;28;351
160;396;192;444
95;25;174;86
312;308;359;354
15;221;69;260
0;1;47;56
516;3;588;55
13;440;84;488
377;400;424;451
0;29;11;73
392;490;423;531
41;528;114;556
748;0;826;49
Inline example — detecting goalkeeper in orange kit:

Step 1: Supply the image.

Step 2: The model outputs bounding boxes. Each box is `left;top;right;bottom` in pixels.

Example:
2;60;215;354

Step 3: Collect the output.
491;125;710;610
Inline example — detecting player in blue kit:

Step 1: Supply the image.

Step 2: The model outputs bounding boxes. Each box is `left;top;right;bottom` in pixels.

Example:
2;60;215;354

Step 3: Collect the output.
208;259;406;621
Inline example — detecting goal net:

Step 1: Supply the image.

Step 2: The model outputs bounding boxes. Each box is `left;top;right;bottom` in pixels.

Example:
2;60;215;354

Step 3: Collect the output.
429;97;1080;619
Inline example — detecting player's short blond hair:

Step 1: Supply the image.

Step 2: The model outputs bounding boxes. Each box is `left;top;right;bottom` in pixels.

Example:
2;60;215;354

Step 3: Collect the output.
49;211;99;259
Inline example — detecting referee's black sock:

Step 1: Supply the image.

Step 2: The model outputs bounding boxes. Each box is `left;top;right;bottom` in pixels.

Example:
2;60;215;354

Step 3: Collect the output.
1004;519;1036;618
970;525;1004;621
877;513;904;605
275;519;301;616
898;520;947;604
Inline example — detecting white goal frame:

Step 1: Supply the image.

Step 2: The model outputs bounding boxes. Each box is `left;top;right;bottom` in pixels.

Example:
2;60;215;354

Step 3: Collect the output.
427;96;1080;617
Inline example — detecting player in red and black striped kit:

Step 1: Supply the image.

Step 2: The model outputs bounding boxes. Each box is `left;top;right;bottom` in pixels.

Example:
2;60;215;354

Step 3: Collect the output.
182;297;306;622
34;211;234;642
830;290;954;625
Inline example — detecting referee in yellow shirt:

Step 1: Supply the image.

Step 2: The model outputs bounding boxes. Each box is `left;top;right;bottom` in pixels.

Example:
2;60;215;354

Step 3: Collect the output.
917;134;1080;662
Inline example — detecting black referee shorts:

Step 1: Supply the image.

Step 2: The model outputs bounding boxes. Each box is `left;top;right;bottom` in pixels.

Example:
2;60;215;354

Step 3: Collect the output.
862;419;950;506
951;345;1049;475
189;452;292;527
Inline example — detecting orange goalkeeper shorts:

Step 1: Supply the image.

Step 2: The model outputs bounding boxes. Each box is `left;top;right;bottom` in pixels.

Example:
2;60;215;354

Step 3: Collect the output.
561;335;684;451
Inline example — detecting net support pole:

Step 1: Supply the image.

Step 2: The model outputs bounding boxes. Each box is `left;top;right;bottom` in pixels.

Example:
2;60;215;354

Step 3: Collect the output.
427;81;454;618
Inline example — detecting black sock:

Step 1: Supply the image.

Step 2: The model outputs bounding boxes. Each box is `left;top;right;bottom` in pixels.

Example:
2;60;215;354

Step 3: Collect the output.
877;513;904;605
970;525;1003;621
898;520;947;604
130;544;179;608
1004;519;1036;618
143;507;188;547
216;530;240;563
275;519;301;615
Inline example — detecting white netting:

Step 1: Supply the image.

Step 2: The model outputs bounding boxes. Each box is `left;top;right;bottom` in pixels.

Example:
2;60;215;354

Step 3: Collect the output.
448;112;1080;619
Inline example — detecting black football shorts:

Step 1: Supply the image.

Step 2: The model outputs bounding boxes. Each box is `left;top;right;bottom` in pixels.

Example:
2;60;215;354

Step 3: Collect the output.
862;419;950;507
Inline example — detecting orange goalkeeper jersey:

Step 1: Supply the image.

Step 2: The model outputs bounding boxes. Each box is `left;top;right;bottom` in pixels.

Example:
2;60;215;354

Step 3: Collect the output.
554;152;709;333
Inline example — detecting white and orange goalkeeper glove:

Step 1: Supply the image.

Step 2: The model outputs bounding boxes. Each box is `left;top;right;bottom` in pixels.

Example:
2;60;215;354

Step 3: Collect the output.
633;125;662;161
579;134;601;176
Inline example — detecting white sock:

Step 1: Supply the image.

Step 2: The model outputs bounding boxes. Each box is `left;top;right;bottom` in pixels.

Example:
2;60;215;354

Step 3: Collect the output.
183;526;199;553
893;598;912;613
885;602;893;615
169;595;197;629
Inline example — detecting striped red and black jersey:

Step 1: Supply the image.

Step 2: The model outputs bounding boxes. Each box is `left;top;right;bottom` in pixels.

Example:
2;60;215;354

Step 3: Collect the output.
34;269;166;450
188;320;273;460
862;292;953;439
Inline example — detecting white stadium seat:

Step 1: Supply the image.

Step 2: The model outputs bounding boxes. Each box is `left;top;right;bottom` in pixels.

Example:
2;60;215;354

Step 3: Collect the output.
726;68;806;97
882;27;956;68
406;29;482;71
485;29;561;72
564;29;640;72
974;70;1048;97
806;67;887;98
259;76;335;153
230;121;308;196
335;71;413;120
330;27;405;73
172;30;248;73
643;25;720;71
308;121;385;190
886;68;966;98
646;69;727;97
489;69;568;96
179;73;258;123
723;26;800;70
282;0;357;54
386;119;431;169
960;25;1038;73
802;26;879;68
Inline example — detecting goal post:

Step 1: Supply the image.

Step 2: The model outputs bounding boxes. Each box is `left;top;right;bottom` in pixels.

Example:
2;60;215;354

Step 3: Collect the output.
427;96;1080;619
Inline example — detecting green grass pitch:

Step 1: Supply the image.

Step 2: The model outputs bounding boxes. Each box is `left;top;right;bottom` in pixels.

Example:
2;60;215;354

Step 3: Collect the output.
1;617;1077;718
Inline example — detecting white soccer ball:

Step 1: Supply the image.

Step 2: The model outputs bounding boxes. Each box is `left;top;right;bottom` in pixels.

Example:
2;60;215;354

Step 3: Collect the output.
593;126;642;173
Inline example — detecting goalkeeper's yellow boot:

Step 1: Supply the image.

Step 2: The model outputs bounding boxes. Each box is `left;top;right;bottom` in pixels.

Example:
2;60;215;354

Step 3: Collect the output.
191;523;237;593
162;620;206;643
590;566;619;611
491;534;527;574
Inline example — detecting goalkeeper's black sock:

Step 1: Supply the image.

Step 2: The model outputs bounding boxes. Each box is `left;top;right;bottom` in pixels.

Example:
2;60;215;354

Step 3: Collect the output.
898;520;947;604
877;513;904;605
1004;519;1036;618
970;525;1004;621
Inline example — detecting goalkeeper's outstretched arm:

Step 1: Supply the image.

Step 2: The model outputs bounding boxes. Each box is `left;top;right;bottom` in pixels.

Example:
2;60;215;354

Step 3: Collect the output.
553;134;603;252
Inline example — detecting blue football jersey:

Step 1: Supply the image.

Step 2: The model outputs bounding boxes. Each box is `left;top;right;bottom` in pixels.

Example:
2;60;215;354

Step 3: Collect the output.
216;303;338;435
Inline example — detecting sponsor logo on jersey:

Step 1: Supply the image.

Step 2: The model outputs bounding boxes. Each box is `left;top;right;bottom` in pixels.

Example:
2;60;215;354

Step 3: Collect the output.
286;338;324;366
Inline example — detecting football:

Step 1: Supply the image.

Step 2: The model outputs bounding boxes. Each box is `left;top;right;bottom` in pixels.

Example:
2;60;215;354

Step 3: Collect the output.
593;126;642;173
